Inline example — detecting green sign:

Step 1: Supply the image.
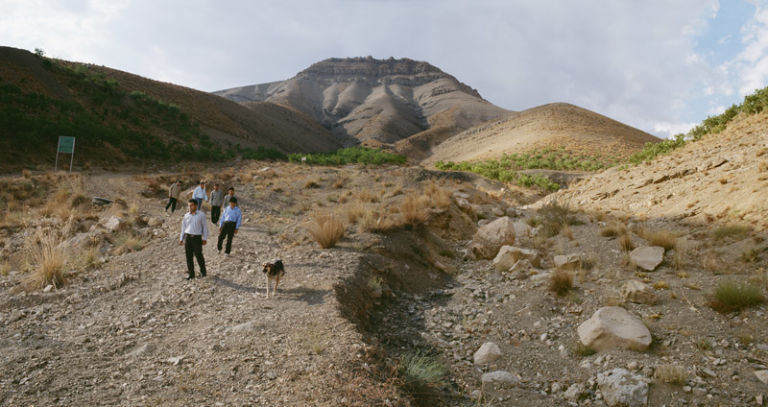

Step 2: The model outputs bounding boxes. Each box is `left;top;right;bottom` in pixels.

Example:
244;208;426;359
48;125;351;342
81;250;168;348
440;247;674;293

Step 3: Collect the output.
58;136;75;153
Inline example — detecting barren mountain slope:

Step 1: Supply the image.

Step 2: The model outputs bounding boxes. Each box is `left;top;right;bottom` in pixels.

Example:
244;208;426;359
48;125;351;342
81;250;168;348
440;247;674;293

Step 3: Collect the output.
214;57;509;145
423;103;659;165
550;110;768;226
0;46;341;169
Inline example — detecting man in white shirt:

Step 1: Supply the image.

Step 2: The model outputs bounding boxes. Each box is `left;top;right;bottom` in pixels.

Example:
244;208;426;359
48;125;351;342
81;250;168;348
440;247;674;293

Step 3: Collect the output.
179;199;208;280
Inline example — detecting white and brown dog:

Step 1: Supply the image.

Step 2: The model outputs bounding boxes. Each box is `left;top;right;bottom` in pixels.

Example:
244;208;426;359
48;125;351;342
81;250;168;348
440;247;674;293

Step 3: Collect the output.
262;259;285;298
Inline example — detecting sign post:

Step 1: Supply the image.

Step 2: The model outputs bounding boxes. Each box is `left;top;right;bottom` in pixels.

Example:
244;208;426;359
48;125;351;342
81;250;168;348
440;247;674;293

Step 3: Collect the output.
55;136;76;173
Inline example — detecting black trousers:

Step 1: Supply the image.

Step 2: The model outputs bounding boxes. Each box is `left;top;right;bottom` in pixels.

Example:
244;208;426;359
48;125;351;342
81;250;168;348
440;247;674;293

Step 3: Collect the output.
165;197;177;212
211;206;221;224
217;221;236;254
184;234;206;278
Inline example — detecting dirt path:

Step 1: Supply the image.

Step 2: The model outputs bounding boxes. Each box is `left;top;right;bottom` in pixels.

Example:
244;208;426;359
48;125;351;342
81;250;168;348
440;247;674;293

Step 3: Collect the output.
0;183;389;406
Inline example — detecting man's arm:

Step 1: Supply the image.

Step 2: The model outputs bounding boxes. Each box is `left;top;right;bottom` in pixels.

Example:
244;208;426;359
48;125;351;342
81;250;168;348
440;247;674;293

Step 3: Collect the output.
179;215;186;243
201;214;209;242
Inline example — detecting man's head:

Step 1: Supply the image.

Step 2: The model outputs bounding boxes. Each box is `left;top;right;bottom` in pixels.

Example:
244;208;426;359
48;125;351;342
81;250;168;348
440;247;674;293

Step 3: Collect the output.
227;187;234;195
214;183;220;190
188;199;197;212
229;197;238;208
199;180;205;187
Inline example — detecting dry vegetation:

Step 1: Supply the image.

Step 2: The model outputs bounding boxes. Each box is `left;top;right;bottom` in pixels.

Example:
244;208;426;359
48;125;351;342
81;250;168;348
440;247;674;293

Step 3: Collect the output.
306;212;346;248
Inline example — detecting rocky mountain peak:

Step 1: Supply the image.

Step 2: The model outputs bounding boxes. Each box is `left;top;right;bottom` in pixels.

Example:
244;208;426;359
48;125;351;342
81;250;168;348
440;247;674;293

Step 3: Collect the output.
298;56;445;78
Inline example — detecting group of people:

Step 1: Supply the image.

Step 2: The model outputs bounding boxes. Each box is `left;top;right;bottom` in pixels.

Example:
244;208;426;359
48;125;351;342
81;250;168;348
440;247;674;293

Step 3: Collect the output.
167;180;243;280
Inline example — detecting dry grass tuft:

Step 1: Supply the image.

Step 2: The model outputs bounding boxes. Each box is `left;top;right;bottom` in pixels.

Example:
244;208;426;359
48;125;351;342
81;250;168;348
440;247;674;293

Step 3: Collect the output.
654;364;688;385
25;230;67;289
549;269;574;296
304;180;321;189
619;233;634;252
532;200;580;238
113;232;144;255
642;230;677;251
400;193;430;226
306;212;346;248
424;182;451;210
600;221;627;237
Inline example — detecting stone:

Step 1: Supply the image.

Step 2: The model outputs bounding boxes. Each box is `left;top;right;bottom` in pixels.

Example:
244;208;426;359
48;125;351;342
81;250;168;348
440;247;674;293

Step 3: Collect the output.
554;253;582;269
103;216;123;232
577;307;652;351
597;368;649;407
492;246;540;272
564;383;587;402
469;216;516;259
509;258;533;273
147;217;163;227
167;356;184;366
43;284;53;292
621;280;658;305
481;370;519;384
629;246;665;271
474;342;502;365
755;370;768;386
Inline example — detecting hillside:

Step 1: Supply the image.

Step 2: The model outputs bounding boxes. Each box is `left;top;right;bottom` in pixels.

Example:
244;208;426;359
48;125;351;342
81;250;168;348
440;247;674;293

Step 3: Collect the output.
549;109;768;225
422;103;660;165
0;46;341;170
214;57;509;145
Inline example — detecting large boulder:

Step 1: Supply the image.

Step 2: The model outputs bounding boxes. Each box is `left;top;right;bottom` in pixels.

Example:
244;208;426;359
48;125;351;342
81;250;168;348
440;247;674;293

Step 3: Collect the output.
493;246;540;272
621;280;658;305
630;246;664;271
473;342;502;365
577;307;651;351
469;216;516;259
596;368;649;407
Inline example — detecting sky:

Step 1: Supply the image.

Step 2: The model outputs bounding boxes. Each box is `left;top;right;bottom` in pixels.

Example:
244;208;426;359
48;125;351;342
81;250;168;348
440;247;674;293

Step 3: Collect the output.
1;0;767;138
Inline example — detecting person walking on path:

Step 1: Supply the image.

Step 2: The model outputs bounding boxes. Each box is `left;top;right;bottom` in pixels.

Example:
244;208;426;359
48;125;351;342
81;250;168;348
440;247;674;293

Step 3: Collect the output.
217;197;242;256
165;179;181;213
192;180;208;210
179;199;208;280
223;187;236;207
210;183;224;225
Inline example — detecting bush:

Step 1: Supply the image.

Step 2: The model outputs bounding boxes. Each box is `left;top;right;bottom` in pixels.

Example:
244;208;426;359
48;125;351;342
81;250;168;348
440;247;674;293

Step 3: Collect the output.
305;212;345;248
710;281;764;313
400;193;430;226
549;269;574;296
713;224;751;241
399;352;447;389
288;147;406;166
25;231;67;289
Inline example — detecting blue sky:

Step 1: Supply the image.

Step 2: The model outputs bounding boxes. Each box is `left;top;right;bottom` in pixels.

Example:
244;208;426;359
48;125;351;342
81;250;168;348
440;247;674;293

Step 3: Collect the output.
1;0;767;138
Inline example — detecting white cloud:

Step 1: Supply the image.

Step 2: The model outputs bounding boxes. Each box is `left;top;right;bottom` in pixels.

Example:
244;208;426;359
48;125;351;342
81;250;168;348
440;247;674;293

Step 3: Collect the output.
651;121;698;138
0;0;730;138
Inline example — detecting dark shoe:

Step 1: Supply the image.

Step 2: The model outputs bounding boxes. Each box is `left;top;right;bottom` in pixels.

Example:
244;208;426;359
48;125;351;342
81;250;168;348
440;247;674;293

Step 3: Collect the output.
186;276;194;280
200;272;207;277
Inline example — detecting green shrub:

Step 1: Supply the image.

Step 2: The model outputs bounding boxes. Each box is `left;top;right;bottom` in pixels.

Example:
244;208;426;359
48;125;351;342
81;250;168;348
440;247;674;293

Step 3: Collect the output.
399;352;447;389
287;147;406;166
710;281;764;313
713;224;751;240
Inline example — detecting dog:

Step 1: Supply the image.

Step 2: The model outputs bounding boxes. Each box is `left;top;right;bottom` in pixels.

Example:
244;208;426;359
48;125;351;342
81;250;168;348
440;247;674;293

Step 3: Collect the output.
261;259;285;298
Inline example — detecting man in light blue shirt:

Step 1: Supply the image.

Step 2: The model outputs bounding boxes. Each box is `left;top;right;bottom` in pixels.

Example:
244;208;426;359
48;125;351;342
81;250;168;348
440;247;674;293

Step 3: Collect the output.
217;197;242;256
192;180;208;209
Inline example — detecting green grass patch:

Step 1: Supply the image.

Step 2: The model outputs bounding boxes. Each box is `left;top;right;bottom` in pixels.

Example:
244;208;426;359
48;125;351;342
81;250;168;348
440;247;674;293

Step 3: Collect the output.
710;281;764;313
713;224;751;241
399;352;448;389
287;147;406;166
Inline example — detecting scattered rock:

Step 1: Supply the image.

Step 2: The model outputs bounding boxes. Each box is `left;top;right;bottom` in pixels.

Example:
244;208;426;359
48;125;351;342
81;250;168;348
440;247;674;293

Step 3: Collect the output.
629;246;664;271
492;246;539;272
553;253;581;269
474;341;502;365
469;217;516;259
102;216;123;232
755;370;768;386
167;356;185;366
596;368;649;407
564;383;587;401
577;307;652;351
481;370;519;385
43;284;53;292
621;280;658;305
